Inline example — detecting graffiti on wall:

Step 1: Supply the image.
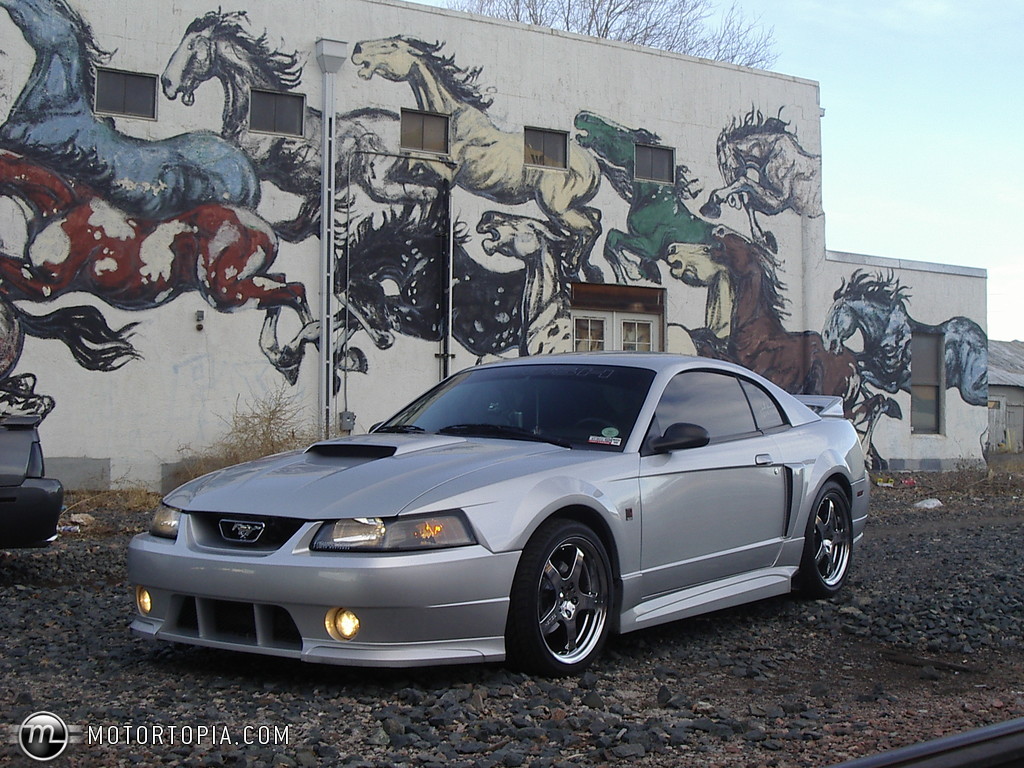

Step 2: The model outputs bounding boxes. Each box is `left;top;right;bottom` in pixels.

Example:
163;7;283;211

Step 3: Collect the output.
0;0;987;466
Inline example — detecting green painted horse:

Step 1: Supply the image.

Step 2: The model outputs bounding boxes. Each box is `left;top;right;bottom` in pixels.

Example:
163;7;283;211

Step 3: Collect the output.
574;111;714;284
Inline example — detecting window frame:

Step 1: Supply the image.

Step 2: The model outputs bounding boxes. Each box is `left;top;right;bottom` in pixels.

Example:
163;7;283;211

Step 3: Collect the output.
635;143;675;184
94;67;158;120
646;369;762;447
248;88;305;137
911;331;944;435
400;108;450;154
524;127;568;169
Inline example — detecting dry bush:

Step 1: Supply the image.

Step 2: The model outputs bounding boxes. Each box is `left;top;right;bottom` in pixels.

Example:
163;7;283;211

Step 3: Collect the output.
64;485;163;516
176;385;320;482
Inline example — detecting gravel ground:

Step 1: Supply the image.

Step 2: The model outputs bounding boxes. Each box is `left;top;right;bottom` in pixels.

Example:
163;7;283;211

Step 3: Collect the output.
2;471;1023;767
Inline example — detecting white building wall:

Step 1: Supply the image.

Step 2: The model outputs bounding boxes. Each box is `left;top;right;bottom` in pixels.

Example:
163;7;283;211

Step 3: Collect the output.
0;0;987;487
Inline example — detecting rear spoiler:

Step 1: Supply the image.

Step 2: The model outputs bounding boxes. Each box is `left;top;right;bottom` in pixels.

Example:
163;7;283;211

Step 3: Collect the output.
794;395;846;418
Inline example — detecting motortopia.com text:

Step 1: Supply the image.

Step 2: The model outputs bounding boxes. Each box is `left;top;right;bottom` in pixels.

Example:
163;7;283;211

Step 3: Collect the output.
87;724;289;747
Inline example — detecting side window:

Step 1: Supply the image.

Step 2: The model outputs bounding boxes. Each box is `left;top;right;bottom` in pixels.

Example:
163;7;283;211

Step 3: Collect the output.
249;89;304;136
740;379;787;431
635;144;674;183
524;128;568;168
652;371;756;442
401;109;449;153
95;68;157;119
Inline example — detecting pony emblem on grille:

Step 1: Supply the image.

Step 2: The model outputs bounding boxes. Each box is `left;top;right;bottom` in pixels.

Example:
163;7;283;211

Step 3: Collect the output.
218;519;266;544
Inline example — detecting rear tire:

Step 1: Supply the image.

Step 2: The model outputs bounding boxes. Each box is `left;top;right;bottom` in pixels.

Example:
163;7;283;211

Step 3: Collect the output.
798;481;853;598
505;519;612;676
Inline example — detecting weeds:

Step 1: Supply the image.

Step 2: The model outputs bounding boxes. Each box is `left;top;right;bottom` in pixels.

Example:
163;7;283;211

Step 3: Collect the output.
175;385;319;483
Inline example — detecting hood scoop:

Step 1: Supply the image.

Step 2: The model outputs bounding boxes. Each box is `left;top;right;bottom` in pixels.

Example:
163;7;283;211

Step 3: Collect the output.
305;443;397;459
304;434;467;460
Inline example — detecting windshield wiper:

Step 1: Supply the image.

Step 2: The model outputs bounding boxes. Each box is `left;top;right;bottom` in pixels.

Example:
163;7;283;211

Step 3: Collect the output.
373;424;425;434
438;423;571;449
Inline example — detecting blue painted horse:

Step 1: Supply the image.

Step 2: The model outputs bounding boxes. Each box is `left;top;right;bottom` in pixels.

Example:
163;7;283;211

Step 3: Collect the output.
823;270;988;407
0;0;259;220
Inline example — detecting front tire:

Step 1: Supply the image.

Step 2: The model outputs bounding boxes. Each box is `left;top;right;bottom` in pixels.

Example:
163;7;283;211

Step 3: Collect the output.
798;481;853;598
506;519;612;676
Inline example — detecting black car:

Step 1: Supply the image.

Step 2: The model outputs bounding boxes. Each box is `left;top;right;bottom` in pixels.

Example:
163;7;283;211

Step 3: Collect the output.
0;416;63;547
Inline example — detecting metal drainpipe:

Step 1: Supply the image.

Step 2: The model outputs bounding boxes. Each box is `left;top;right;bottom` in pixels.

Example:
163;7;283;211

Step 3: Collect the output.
315;39;348;440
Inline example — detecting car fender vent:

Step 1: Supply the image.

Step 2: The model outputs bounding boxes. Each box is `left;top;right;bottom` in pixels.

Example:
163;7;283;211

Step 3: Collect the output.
305;443;398;459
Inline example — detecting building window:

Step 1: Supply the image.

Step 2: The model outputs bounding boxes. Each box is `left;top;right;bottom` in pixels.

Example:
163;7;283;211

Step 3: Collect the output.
911;332;943;434
95;68;157;118
635;144;674;183
570;283;663;352
401;109;449;153
249;89;304;136
524;128;567;168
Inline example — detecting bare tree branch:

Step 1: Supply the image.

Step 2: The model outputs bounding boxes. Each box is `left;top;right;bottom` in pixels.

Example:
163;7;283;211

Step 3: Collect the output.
446;0;778;69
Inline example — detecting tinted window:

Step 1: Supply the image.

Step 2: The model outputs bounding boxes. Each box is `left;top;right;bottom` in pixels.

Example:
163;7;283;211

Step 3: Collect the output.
911;332;942;434
95;69;156;118
250;89;304;136
740;379;787;430
524;128;567;168
401;110;449;153
652;371;756;441
379;364;656;451
635;144;673;183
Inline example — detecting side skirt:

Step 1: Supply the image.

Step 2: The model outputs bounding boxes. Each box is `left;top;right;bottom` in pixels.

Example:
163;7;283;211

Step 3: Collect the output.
618;567;798;634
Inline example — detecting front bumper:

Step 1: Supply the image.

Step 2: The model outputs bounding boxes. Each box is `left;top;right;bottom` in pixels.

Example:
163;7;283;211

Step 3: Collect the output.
127;515;520;667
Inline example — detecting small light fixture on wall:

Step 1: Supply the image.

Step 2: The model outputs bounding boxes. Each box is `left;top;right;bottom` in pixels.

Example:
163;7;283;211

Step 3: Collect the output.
195;310;205;332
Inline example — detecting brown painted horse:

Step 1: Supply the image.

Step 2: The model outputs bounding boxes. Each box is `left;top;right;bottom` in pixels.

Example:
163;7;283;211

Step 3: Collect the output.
0;151;316;382
668;228;856;402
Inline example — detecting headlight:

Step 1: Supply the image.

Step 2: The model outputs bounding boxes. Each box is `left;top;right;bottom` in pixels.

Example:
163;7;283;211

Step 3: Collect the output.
149;505;182;539
311;511;476;551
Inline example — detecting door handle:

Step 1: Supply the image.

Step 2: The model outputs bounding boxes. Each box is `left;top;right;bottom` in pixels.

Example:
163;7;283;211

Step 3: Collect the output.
755;453;773;466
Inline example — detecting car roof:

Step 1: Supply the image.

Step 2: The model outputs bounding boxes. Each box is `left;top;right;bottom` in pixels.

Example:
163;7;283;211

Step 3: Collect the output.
470;352;745;376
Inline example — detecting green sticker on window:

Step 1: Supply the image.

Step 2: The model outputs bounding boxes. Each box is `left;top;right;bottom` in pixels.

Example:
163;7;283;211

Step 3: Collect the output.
601;427;619;438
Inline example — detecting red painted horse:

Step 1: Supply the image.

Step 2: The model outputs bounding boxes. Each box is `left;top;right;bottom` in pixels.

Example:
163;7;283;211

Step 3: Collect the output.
667;227;856;403
0;151;316;382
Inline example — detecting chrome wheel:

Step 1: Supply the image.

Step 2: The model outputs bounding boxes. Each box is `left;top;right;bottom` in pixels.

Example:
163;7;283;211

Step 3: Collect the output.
799;482;853;598
537;536;609;665
814;493;851;587
507;520;612;675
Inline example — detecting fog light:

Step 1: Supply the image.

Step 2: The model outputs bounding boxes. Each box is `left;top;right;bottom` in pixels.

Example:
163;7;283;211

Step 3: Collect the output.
135;586;152;616
325;608;360;641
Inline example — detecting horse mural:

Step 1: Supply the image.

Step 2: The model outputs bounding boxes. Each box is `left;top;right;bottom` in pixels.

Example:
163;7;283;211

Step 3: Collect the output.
0;150;317;383
334;196;584;378
475;211;572;356
700;108;822;253
0;0;259;221
823;270;988;407
336;199;528;368
161;10;440;241
574;111;714;285
0;293;141;417
351;36;604;282
670;227;857;400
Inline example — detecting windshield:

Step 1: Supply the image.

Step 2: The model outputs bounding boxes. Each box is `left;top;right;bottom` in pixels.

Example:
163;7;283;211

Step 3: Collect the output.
376;364;656;451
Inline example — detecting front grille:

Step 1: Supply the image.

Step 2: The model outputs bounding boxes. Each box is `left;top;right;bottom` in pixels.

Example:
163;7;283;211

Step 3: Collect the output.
190;513;306;551
168;596;301;650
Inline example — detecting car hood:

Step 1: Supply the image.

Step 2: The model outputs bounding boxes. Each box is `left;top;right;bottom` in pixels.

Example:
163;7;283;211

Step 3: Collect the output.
164;433;603;520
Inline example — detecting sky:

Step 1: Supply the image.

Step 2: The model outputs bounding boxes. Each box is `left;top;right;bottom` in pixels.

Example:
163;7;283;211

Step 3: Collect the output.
409;0;1024;341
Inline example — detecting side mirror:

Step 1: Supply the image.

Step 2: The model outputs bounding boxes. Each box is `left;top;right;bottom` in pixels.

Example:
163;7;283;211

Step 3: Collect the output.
647;422;711;454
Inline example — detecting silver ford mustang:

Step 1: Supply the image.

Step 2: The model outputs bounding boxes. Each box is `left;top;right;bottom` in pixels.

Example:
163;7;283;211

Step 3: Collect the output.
129;353;868;675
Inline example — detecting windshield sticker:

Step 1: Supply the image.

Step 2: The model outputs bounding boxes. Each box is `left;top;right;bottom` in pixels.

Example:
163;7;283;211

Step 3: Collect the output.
588;435;622;446
601;427;619;439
